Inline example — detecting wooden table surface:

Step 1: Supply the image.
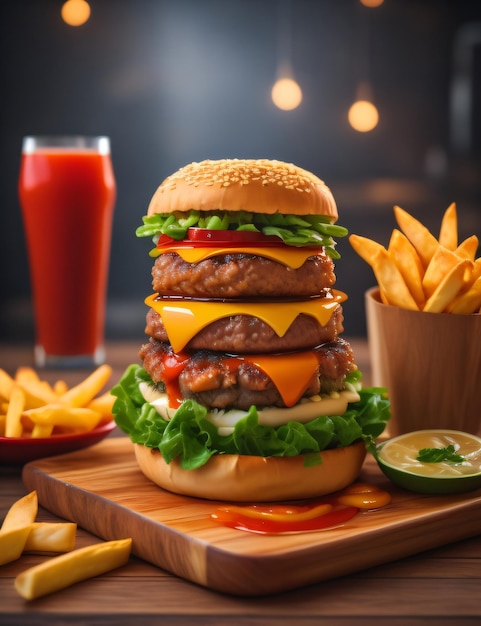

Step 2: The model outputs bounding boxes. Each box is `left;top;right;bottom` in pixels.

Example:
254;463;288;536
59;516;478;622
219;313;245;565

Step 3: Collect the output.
1;340;480;625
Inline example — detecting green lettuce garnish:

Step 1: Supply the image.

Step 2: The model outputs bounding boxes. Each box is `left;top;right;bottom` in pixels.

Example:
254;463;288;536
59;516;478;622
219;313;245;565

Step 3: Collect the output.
111;365;390;470
135;210;348;259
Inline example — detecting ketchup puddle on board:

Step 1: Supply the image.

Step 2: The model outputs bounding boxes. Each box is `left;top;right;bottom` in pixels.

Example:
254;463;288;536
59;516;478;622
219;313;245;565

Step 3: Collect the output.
211;483;391;534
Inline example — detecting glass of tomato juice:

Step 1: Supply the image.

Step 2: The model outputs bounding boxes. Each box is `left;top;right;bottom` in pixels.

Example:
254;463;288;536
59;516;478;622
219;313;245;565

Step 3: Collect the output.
18;136;116;368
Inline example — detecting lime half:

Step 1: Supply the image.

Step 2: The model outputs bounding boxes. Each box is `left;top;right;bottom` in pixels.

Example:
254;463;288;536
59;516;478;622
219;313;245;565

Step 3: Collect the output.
376;429;481;494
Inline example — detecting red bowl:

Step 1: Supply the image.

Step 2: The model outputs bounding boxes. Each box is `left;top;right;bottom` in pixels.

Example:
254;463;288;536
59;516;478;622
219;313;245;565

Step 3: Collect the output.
0;420;117;465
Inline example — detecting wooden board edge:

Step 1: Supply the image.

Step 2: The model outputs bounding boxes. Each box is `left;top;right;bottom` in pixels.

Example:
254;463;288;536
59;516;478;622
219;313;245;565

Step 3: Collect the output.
22;461;481;596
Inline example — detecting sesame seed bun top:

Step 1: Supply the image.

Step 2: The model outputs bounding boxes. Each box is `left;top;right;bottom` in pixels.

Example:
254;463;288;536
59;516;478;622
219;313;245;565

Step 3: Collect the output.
147;159;338;221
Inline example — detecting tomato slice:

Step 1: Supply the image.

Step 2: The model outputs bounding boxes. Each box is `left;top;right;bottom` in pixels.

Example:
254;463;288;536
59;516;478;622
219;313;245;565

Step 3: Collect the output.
187;228;280;244
157;229;285;249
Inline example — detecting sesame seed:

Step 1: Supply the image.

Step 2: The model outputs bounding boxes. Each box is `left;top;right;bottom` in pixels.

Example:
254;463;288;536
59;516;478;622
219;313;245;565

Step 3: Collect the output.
160;158;326;195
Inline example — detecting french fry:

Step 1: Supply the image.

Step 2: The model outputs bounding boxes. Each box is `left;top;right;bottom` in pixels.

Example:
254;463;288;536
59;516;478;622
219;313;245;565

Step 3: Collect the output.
22;405;103;433
447;275;481;314
1;365;114;440
348;234;386;265
53;379;68;395
423;259;472;313
14;366;61;408
59;364;113;408
422;246;471;298
14;367;40;384
388;229;425;307
0;525;33;566
5;385;25;437
31;423;55;438
372;248;419;310
0;368;14;401
0;491;38;565
438;202;458;250
393;205;439;268
86;391;115;418
15;538;132;600
455;235;479;262
24;522;77;553
351;203;480;315
0;491;38;533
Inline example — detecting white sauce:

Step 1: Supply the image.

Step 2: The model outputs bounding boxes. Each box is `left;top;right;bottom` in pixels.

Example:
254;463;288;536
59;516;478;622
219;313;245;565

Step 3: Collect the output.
139;382;360;436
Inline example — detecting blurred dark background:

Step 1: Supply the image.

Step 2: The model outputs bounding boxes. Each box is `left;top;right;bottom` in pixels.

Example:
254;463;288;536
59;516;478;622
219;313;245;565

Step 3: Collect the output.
1;0;480;345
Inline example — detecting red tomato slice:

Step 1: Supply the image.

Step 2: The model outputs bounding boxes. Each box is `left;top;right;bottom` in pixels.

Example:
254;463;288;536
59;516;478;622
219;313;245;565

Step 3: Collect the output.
156;229;285;249
187;228;282;246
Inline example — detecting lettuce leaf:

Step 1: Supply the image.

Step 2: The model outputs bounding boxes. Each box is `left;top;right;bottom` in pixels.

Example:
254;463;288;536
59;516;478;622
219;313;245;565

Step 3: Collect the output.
135;211;348;259
111;365;390;470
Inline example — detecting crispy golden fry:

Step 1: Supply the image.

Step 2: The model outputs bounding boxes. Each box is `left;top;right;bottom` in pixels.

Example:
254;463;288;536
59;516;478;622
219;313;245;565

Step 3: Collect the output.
86;391;115;418
22;405;103;433
351;203;480;314
24;522;77;553
1;365;114;439
0;491;38;533
15;538;132;600
372;248;419;310
0;525;33;566
422;246;471;298
348;234;386;265
0;368;14;401
388;229;425;306
15;367;60;408
393;205;439;268
473;258;481;281
438;202;458;250
447;275;481;314
0;491;38;565
5;385;25;438
31;423;55;438
423;259;472;313
455;235;479;262
53;379;68;395
14;367;40;384
60;364;113;408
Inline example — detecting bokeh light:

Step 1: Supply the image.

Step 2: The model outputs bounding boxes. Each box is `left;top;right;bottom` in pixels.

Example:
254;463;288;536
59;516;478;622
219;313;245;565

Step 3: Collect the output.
359;0;384;7
348;100;379;132
61;0;91;27
271;77;303;111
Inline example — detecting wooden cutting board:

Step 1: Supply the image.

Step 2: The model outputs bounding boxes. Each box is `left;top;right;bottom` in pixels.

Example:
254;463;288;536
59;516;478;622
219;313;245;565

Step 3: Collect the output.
22;437;481;596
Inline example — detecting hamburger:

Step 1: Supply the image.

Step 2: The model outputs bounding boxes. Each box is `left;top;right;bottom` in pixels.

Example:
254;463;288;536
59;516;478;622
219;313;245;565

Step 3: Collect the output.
112;159;389;501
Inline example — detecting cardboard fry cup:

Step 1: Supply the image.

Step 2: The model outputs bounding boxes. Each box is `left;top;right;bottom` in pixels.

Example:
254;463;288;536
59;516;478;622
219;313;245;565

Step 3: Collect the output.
365;287;481;437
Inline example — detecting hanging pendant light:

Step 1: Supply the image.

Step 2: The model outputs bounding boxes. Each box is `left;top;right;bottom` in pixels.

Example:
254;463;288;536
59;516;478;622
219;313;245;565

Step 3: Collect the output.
271;0;303;111
348;1;381;132
61;0;91;27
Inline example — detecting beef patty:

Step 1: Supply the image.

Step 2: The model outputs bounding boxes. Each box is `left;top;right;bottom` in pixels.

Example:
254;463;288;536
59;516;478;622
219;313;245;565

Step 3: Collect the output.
145;305;344;353
152;252;335;299
139;337;356;410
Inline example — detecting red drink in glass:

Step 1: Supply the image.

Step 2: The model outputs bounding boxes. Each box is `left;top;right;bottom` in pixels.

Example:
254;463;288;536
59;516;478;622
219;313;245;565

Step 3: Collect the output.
18;136;116;367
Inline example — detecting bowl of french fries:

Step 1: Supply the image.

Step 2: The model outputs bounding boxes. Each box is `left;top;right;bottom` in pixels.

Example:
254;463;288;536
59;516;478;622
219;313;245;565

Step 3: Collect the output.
350;203;481;437
0;364;116;464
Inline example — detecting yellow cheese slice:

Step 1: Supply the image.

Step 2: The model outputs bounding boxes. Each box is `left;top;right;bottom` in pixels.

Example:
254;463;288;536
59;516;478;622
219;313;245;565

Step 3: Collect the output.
246;351;321;407
156;245;322;269
145;291;347;353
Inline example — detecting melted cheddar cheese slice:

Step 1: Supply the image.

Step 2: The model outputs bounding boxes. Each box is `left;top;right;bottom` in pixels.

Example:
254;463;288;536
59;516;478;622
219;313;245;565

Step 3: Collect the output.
155;244;322;269
145;291;347;354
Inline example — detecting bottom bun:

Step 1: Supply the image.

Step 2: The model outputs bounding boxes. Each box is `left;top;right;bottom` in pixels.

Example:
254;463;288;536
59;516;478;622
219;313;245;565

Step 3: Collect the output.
134;441;367;502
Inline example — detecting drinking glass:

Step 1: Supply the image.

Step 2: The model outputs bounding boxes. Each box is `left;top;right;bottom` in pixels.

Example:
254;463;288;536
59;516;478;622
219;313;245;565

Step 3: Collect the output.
18;136;116;368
